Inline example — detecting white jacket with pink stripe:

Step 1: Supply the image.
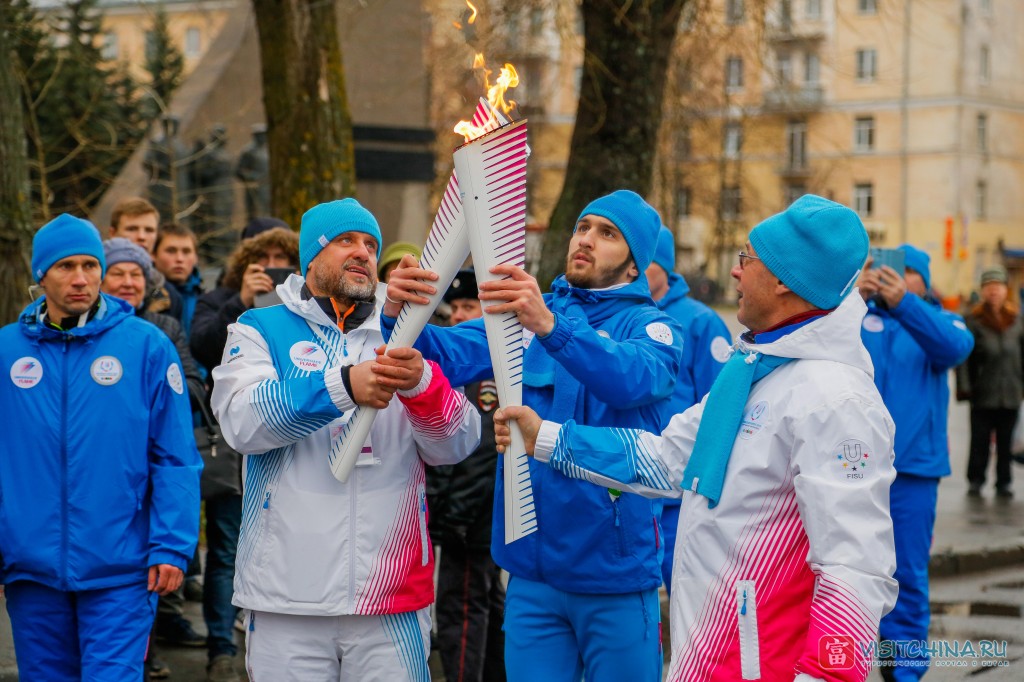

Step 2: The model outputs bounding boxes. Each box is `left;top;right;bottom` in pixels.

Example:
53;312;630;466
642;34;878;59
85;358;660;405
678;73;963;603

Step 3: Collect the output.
535;292;898;682
212;276;480;616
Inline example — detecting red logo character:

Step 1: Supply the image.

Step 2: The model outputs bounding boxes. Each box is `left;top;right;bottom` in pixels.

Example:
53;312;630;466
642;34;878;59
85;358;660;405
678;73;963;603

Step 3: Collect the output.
818;635;855;670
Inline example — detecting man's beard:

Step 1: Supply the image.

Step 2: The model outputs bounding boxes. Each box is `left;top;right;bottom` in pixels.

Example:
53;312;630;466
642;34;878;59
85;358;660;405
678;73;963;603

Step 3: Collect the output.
311;260;377;303
564;251;634;289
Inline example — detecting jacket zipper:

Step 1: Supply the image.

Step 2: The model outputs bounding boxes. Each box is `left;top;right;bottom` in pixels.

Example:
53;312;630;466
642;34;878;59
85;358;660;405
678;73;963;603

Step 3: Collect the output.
417;484;429;566
736;580;761;680
60;336;70;590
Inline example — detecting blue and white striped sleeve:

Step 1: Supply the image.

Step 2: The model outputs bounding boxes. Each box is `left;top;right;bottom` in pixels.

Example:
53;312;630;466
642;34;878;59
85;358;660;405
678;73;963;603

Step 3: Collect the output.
534;419;685;500
211;322;343;453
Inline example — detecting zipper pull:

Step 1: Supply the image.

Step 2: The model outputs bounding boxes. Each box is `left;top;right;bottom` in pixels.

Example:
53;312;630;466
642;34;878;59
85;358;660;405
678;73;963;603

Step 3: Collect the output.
263;491;271;509
342;337;348;358
613;503;621;528
741;589;748;616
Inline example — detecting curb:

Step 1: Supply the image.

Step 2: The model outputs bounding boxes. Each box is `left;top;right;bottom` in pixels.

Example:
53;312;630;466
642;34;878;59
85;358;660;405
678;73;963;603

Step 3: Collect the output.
930;543;1024;578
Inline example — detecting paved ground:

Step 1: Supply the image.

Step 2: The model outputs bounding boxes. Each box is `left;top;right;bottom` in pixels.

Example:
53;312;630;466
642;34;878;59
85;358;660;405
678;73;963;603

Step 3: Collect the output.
1;306;1021;680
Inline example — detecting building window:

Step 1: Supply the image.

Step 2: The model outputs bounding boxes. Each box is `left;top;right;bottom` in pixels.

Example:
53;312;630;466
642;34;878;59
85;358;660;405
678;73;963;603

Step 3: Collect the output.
976;113;987;152
724;122;743;158
979;45;990;83
185;27;201;58
721;186;742;220
976;181;987;220
804;52;820;84
854;183;874;217
778;53;793;84
675;126;691;159
806;0;822;20
101;31;118;60
858;0;877;15
677;187;691;217
854;116;875;152
530;8;544;34
726;0;745;24
856;48;877;81
785;184;806;206
726;56;744;91
785;120;807;170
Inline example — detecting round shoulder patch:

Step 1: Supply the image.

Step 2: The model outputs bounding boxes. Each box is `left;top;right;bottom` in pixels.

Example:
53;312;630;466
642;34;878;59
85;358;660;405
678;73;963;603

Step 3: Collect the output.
710;336;732;363
646;322;674;345
862;315;885;333
831;438;874;480
90;356;123;386
166;363;184;395
289;341;328;372
10;356;43;389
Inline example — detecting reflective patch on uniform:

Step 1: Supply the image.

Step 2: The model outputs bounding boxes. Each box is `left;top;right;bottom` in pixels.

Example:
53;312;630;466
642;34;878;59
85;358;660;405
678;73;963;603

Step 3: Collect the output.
738;400;770;440
90;356;123;386
953;320;968;331
166;363;184;395
477;380;499;412
831;438;873;480
646;322;674;345
597;330;611;339
710;336;732;363
10;356;43;389
862;315;885;333
289;341;328;371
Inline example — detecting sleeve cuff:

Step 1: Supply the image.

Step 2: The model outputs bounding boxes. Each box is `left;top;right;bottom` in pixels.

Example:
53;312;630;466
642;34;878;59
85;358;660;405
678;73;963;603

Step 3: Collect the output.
534;420;562;462
537;312;571;352
325;365;357;412
397;361;433;398
148;550;189;573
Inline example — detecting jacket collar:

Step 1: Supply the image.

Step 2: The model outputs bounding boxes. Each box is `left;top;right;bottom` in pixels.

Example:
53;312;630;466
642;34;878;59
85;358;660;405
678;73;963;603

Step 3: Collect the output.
20;294;134;340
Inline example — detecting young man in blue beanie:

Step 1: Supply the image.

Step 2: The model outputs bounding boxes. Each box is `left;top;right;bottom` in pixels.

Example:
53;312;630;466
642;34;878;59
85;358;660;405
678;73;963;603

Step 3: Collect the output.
494;194;900;682
645;226;731;594
211;198;481;680
0;215;202;681
383;189;684;681
858;243;974;681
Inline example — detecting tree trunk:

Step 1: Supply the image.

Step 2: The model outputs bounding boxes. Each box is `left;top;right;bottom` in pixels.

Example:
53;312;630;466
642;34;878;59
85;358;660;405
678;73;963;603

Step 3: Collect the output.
0;2;35;324
536;0;689;290
251;0;356;230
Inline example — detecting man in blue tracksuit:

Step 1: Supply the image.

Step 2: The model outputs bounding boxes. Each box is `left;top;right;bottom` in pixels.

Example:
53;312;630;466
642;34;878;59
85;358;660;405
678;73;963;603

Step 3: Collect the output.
383;190;683;682
645;227;731;592
0;215;202;681
858;244;974;681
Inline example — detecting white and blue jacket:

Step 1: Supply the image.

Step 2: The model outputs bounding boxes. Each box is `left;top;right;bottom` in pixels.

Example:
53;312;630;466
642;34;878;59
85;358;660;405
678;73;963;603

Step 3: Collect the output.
0;294;201;591
382;275;683;594
860;293;974;477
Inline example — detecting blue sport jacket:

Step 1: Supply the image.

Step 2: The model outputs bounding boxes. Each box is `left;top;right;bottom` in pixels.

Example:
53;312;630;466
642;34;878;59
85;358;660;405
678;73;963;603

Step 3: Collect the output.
383;276;682;594
0;294;202;591
860;293;974;477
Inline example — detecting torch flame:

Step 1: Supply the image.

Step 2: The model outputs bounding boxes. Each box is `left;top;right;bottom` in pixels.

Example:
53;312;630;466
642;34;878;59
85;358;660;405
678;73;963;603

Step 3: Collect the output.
454;55;520;141
453;1;477;31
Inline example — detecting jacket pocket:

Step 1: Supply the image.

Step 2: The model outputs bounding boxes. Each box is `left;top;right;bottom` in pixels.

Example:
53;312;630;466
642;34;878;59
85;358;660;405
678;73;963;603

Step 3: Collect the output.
735;580;760;680
417;484;429;567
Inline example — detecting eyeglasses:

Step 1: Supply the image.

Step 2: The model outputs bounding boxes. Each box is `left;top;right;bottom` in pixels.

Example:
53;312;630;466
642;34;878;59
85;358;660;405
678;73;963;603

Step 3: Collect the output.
738;251;761;269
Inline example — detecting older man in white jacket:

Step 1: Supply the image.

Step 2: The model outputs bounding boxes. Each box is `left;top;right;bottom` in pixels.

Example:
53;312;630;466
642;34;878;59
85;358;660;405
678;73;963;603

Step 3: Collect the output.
496;195;898;682
212;199;480;682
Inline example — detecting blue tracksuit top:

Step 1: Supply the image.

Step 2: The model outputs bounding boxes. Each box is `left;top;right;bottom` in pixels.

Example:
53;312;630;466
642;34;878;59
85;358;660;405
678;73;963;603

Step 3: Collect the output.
0;294;202;591
656;273;731;421
382;275;683;594
860;293;974;477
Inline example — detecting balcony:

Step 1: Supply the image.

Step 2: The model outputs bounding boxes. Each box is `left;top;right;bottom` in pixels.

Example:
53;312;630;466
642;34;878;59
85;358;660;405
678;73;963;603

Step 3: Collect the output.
767;19;826;43
763;85;825;113
777;163;812;180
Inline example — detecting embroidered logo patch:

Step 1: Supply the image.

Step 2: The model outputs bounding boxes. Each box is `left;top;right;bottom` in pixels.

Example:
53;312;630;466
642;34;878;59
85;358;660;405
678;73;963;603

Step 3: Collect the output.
818;635;856;670
862;315;885;333
738;400;770;440
10;357;43;389
477;380;499;412
710;336;732;363
831;438;872;480
90;356;123;386
289;341;328;371
166;363;184;395
646;322;674;345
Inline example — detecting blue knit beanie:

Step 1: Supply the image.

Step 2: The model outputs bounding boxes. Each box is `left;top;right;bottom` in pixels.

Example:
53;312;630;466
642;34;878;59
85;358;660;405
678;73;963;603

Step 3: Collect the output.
749;194;868;310
32;214;106;282
299;198;382;276
653;226;676;274
897;244;931;291
103;237;153;281
576;190;661;273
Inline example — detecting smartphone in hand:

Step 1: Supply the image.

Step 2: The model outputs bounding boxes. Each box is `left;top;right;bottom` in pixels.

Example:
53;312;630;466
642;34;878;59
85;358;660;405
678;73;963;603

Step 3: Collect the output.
868;247;905;274
254;268;296;308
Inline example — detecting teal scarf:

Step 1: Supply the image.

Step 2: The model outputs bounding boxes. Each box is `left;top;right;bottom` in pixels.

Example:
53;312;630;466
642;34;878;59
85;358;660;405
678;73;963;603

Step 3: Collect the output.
681;349;792;508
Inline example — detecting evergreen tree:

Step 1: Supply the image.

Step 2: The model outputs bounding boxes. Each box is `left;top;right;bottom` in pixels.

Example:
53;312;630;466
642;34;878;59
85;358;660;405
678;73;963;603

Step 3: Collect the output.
143;6;183;119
